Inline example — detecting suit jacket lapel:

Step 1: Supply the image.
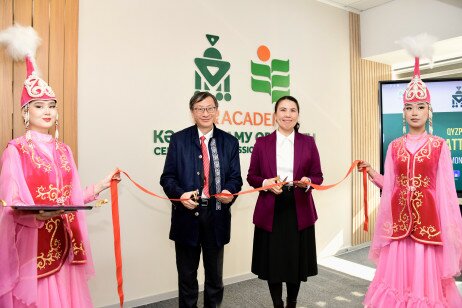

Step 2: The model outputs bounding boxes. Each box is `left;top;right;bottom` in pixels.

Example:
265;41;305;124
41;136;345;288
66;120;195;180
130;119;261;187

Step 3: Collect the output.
267;132;277;177
192;125;201;150
293;132;302;180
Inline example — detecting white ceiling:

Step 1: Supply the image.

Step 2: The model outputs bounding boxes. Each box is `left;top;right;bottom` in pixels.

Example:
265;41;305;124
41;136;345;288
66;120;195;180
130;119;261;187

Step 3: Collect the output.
317;0;462;69
317;0;462;13
367;36;462;70
315;0;394;13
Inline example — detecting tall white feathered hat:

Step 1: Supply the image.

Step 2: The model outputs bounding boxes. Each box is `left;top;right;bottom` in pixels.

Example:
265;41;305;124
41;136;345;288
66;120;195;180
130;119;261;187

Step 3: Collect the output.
397;33;437;105
0;24;56;108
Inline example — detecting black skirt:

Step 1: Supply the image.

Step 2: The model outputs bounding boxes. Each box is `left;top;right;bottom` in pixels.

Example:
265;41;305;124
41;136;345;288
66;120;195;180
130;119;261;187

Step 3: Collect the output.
251;188;318;283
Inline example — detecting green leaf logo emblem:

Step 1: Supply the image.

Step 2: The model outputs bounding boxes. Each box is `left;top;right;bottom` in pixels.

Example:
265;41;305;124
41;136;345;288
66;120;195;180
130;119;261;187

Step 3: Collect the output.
251;45;290;103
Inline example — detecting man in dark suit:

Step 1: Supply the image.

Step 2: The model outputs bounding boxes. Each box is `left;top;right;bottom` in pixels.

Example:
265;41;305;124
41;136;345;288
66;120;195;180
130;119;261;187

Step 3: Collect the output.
160;92;243;308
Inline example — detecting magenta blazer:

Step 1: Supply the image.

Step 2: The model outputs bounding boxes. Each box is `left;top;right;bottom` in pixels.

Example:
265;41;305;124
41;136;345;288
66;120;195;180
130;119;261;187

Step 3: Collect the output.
247;131;323;232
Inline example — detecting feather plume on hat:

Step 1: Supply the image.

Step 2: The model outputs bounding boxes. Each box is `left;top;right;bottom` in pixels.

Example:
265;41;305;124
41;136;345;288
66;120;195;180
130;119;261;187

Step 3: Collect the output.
397;33;437;105
397;33;437;69
0;24;41;72
0;24;55;107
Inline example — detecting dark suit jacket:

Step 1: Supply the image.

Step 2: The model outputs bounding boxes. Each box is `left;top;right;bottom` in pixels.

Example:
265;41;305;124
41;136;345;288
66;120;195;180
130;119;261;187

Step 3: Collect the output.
160;125;243;247
247;131;323;232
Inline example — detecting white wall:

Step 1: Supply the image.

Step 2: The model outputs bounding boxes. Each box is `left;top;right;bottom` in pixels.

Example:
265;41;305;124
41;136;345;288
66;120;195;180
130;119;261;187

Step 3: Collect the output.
77;0;351;306
361;0;462;65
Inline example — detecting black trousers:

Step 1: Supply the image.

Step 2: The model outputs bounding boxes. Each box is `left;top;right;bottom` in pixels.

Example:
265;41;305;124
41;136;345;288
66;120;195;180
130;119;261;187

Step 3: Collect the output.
175;205;224;308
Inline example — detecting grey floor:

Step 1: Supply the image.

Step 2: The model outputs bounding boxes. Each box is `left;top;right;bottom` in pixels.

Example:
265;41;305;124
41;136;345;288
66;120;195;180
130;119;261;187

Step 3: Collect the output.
335;246;375;269
137;247;371;308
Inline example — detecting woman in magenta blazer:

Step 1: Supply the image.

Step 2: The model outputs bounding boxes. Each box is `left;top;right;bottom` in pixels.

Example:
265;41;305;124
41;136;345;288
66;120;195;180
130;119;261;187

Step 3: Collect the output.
247;96;323;308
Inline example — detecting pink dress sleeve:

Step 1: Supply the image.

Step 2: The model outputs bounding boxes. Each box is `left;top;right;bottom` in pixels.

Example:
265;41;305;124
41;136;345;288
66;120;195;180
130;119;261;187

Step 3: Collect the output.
82;185;98;203
0;145;44;228
369;145;395;262
0;145;40;305
435;142;462;278
370;172;384;189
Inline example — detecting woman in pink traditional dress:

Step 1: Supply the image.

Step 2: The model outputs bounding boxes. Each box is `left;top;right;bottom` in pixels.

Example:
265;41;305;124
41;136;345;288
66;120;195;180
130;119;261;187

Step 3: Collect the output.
0;25;118;307
358;36;462;307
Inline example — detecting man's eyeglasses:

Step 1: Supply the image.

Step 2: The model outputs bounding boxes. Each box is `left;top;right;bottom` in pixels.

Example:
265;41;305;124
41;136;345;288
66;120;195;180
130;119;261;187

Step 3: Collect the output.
193;106;217;114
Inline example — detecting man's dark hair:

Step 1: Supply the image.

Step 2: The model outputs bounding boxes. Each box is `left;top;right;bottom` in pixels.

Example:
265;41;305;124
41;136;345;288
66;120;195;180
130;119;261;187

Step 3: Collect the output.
189;92;219;110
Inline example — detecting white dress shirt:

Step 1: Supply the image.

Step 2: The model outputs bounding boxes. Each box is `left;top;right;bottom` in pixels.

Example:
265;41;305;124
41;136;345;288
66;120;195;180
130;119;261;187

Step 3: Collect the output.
276;130;295;183
262;130;311;191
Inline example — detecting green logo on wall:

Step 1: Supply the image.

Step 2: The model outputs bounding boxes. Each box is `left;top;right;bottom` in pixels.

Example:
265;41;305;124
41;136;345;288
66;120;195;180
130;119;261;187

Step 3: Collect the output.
251;45;290;103
194;34;231;101
453;86;462;108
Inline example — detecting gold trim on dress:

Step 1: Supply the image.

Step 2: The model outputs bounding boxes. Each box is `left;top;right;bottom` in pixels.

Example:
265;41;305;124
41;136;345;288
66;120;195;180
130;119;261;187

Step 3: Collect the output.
410;191;423;225
419;225;441;239
72;238;86;256
37;218;63;270
18;139;71;173
19;142;52;173
56;143;71;172
410;234;443;245
36;184;72;205
67;212;76;223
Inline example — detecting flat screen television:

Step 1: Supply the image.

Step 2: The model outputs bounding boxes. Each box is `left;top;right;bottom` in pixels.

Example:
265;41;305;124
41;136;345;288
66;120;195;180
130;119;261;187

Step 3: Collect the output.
379;78;462;198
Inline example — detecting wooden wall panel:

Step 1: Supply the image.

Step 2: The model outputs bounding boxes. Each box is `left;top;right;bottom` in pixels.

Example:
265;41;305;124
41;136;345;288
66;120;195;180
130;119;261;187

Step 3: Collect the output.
0;0;13;151
48;0;65;142
349;13;392;245
63;0;79;159
0;0;79;162
33;0;50;81
12;0;33;139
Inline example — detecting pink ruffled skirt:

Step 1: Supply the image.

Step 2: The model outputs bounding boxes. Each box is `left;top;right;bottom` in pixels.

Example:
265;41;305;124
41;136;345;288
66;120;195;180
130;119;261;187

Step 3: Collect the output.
364;238;462;307
0;262;92;308
37;262;93;308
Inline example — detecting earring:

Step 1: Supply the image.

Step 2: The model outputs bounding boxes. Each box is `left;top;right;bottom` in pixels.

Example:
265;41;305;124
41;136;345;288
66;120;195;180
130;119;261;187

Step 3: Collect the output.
54;113;59;146
428;105;433;135
402;113;407;135
24;107;32;145
23;108;30;128
26;130;32;144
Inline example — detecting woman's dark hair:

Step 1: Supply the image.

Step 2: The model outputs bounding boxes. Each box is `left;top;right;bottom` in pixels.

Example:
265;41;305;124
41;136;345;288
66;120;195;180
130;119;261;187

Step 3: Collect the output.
274;95;300;132
189;91;218;110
